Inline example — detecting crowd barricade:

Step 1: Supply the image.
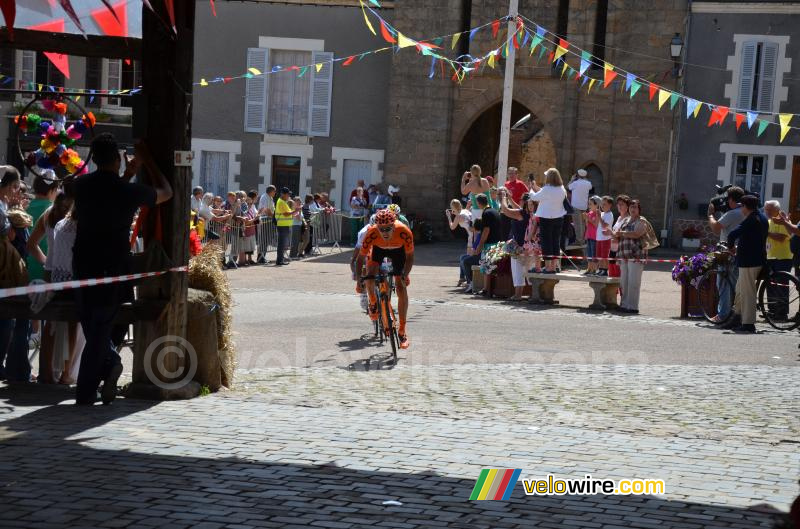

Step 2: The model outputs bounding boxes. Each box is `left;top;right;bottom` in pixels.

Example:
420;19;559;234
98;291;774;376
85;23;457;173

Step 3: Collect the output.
310;210;344;254
256;216;278;258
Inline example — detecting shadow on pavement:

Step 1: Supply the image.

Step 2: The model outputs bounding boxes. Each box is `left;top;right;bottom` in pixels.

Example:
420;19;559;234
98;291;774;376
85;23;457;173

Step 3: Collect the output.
0;389;788;528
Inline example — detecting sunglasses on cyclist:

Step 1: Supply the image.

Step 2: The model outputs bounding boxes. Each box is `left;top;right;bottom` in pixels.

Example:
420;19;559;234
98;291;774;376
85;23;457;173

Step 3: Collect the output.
378;226;394;233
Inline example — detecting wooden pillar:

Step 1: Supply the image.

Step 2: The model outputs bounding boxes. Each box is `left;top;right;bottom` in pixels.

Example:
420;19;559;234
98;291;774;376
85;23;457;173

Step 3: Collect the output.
131;0;196;397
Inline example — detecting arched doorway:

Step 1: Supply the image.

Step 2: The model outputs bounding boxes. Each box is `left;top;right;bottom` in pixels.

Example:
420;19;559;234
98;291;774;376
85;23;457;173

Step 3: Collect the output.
583;163;604;195
454;100;557;199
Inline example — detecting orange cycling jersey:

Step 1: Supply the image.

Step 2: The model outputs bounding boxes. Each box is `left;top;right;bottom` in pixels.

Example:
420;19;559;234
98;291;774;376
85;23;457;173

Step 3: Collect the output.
359;221;415;256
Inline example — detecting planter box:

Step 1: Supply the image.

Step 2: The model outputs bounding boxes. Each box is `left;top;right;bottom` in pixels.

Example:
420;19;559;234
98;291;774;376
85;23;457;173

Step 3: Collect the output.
485;272;533;299
682;237;701;251
680;273;718;319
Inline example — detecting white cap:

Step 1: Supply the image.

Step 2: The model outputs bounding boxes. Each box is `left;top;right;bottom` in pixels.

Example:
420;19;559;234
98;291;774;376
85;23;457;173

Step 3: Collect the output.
577;169;588;177
388;184;400;195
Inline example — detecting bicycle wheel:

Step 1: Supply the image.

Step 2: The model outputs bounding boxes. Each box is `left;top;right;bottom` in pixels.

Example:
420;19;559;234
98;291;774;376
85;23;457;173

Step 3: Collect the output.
696;271;735;324
380;294;398;360
758;271;800;331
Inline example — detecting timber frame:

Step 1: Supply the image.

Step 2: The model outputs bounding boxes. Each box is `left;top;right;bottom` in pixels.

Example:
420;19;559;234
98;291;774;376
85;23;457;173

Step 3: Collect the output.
0;0;194;396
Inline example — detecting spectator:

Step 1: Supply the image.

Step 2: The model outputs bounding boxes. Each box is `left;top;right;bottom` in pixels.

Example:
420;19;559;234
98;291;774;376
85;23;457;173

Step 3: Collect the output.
72;135;172;406
236;194;257;266
529;168;567;274
461;165;491;220
724;195;768;333
459;218;483;294
583;196;600;275
274;187;294;266
462;194;502;293
191;186;204;213
26;172;58;285
606;195;631;278
500;189;535;301
350;187;369;244
568;169;593;245
613;199;648;314
595;196;615;276
258;185;276;217
707;186;745;323
302;194;316;255
290;197;305;259
503;167;528;239
763;200;793;322
447;199;472;286
388;184;402;206
366;185;378;206
372;186;391;211
350;179;369;205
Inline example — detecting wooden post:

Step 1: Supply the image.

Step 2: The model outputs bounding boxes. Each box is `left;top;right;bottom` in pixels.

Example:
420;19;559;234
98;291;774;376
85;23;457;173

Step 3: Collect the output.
131;0;196;398
495;0;518;188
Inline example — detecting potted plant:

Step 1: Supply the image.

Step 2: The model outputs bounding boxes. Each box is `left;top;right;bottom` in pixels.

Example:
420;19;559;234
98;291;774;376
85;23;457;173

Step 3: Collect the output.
677;193;689;210
681;226;702;250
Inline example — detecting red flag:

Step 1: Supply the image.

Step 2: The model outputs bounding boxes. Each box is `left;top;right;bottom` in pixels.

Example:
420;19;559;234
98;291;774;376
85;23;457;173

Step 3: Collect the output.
165;0;176;32
735;113;745;131
603;68;618;88
716;105;729;125
91;0;127;38
342;56;355;66
707;107;719;127
492;20;500;38
380;20;396;44
28;19;70;79
559;38;569;50
209;0;217;17
0;0;15;39
222;77;231;84
99;0;121;23
649;83;659;101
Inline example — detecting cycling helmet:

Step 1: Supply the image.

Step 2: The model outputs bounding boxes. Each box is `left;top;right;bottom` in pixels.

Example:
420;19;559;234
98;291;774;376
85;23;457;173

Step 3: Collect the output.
374;209;396;226
387;204;402;215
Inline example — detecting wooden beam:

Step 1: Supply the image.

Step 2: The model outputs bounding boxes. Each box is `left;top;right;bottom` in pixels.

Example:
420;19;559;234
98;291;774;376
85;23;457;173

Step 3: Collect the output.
0;28;141;59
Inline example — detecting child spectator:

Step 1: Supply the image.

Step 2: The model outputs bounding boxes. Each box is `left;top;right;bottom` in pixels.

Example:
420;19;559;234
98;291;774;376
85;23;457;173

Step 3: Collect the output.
595;196;615;276
583;196;600;275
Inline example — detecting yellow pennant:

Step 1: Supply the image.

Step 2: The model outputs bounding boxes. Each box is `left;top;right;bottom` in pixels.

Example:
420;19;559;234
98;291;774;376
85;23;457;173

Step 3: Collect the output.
200;78;208;86
779;113;793;142
588;79;596;93
248;67;262;76
657;89;671;110
360;1;376;35
397;32;416;49
451;33;461;50
553;45;568;63
487;53;497;69
693;101;702;118
38;84;43;92
75;95;80;102
561;61;568;78
315;63;323;73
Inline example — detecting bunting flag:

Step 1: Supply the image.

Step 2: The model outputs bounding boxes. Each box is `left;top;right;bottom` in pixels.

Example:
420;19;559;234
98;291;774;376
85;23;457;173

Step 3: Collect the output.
165;0;176;32
315;63;323;73
625;72;634;91
603;63;617;88
657;89;670;110
560;60;568;78
588;78;597;93
58;1;86;34
693;101;702;118
735;113;745;131
342;56;355;66
397;32;416;48
630;80;642;99
451;33;460;49
579;51;591;76
487;52;497;69
746;112;758;129
780;114;793;142
707;106;719;127
553;38;569;63
210;0;216;17
649;83;659;102
669;92;680;110
686;99;699;119
716;106;729;125
492;19;500;38
28;19;70;79
360;0;376;35
469;27;479;41
380;20;396;43
530;26;544;55
91;0;128;38
200;78;208;86
429;57;436;78
0;0;15;39
757;119;769;137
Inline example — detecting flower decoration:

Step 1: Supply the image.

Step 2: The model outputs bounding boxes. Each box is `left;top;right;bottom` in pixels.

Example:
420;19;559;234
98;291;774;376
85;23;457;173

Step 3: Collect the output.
671;251;716;288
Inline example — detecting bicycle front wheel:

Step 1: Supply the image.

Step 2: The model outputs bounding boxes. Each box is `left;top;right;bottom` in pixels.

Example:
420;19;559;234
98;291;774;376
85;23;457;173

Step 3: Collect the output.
758;271;800;331
380;295;398;360
696;271;734;324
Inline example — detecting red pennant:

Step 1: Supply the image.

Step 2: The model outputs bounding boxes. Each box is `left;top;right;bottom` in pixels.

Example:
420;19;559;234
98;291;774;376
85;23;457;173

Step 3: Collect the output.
28;19;70;79
548;51;554;62
209;0;216;17
707;111;718;127
559;38;569;50
91;0;127;38
342;56;355;66
716;105;729;125
513;34;520;49
380;20;396;44
0;0;15;39
492;20;500;38
165;0;176;32
735;113;745;131
222;77;232;84
603;68;618;88
649;83;659;101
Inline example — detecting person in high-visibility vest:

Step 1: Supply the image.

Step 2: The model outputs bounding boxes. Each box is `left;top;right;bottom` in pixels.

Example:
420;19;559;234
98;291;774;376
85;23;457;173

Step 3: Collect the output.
274;187;294;266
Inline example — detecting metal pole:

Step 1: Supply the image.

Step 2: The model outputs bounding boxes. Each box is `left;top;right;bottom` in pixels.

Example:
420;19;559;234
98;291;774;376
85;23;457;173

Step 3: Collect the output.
495;0;519;188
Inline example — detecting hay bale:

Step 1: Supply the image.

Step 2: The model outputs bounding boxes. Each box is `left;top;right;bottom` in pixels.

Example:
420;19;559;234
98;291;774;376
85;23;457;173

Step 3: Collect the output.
188;243;235;387
187;288;222;391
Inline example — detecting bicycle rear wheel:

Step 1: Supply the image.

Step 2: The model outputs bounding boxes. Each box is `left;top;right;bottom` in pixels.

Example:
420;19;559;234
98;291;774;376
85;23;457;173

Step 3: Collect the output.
758;271;800;331
696;271;735;324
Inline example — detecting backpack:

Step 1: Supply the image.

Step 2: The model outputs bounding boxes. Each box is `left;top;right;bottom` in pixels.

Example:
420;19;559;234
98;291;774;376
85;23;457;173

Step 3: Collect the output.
640;217;660;252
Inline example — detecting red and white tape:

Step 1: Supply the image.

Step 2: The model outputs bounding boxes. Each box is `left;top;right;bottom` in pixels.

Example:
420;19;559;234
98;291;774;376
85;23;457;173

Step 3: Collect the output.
0;266;188;300
536;254;679;264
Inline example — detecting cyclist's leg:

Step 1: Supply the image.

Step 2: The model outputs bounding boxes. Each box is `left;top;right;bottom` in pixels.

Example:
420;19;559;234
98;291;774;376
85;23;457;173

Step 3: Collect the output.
395;276;408;332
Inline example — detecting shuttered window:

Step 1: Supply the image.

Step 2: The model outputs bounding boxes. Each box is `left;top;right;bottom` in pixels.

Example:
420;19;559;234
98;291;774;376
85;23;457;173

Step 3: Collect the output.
309;51;333;137
737;40;779;113
244;47;269;133
268;49;311;134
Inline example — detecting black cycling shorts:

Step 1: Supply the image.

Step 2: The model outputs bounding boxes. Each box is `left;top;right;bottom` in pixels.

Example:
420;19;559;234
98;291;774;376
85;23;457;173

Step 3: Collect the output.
370;246;406;275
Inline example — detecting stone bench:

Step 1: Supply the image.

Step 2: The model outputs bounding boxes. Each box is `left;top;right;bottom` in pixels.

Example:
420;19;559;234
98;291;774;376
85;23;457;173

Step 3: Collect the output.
524;272;620;310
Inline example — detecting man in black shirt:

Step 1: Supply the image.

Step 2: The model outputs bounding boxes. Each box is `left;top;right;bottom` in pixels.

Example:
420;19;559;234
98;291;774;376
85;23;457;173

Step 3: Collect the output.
73;133;173;405
461;194;501;294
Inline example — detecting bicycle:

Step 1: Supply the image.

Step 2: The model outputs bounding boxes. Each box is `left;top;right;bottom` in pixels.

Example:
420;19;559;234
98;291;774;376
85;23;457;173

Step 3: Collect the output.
362;271;399;362
695;243;800;331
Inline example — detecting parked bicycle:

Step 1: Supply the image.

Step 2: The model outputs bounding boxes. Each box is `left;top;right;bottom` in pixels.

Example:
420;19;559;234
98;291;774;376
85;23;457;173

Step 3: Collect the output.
695;243;800;331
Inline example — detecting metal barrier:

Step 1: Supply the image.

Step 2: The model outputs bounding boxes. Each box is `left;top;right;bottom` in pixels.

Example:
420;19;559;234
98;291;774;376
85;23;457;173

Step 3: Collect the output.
310;211;344;254
256;216;278;259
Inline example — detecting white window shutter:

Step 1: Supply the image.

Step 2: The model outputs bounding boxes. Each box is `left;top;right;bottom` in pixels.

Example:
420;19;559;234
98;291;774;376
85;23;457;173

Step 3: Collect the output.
737;42;757;111
308;51;333;137
757;42;778;113
245;47;269;133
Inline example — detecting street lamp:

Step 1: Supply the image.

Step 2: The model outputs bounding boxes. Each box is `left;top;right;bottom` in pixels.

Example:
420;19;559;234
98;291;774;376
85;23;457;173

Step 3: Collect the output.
670;33;683;78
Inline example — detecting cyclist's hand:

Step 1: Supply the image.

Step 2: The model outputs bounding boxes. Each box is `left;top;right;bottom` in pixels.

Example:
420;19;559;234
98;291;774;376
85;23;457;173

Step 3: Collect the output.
355;282;363;294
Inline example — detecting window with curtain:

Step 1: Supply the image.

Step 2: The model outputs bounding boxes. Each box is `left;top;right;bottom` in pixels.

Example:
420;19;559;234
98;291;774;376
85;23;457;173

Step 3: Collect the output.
200;151;230;199
268;49;311;135
733;154;767;197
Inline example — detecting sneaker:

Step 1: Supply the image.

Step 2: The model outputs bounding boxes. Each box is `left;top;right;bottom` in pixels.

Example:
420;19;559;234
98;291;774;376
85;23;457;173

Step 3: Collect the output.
256;255;267;265
101;364;123;405
398;334;410;349
733;324;756;334
597;270;608;277
463;283;473;293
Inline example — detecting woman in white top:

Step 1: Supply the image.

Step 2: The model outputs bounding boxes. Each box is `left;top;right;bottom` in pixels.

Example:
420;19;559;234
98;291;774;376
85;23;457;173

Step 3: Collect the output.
446;199;473;286
529;168;567;273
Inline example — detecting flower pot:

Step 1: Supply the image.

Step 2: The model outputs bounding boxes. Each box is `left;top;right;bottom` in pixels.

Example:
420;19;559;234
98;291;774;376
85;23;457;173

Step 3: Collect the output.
682;238;701;251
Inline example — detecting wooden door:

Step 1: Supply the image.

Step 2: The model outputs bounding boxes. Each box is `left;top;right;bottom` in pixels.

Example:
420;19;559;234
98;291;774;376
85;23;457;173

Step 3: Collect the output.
790;156;800;223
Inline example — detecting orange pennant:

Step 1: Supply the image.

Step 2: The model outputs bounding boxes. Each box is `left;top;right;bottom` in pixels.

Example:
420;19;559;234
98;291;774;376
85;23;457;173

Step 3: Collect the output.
380;20;396;44
28;19;70;79
716;106;729;125
603;64;618;88
342;55;355;66
649;83;659;101
735;113;745;131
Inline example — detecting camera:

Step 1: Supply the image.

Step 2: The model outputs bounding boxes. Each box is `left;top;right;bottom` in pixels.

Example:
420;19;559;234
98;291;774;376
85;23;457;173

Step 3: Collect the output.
709;184;733;214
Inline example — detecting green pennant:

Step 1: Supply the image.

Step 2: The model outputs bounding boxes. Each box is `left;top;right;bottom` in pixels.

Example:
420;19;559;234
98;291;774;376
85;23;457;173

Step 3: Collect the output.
630;81;642;99
669;92;680;110
757;119;769;137
538;46;546;60
298;66;309;77
433;37;443;46
529;35;543;55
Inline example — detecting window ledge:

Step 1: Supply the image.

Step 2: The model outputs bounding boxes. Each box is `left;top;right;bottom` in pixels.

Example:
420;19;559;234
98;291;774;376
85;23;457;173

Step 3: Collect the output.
263;133;310;145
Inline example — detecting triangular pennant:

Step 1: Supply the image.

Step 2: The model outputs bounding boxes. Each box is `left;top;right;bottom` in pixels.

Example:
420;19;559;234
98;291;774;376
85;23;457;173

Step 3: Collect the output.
588;78;597;93
693;101;702;118
248;67;261;76
429;57;436;79
529;35;543;55
657;89;670;110
342;56;355;66
757;119;769;137
603;63;618;88
469;27;479;41
707;107;719;127
779;113;793;142
90;0;127;38
538;46;546;61
298;66;308;77
315;63;323;73
380;20;396;44
649;83;659;101
164;0;175;32
0;0;15;40
746;111;758;129
492;19;500;38
28;19;70;79
686;99;699;119
521;31;530;49
59;0;86;35
451;33;460;49
561;61;569;78
625;72;634;91
397;32;416;49
579;51;591;76
553;38;569;63
487;53;497;69
735;113;745;131
716;106;729;125
669;92;680;110
630;81;642;99
581;76;589;87
200;78;208;86
209;0;216;17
